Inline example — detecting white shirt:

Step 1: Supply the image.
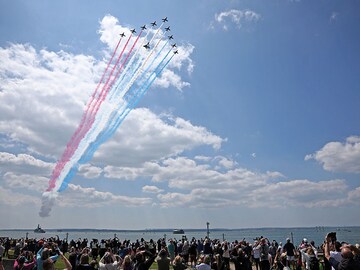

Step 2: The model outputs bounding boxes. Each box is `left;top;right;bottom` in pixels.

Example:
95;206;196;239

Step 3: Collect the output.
330;251;342;270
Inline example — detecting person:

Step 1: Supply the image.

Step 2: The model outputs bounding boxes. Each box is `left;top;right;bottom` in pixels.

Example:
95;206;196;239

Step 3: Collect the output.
43;250;72;270
300;247;318;270
133;250;156;270
274;249;286;270
252;241;260;270
156;249;170;270
99;251;122;270
324;235;360;270
257;238;270;270
167;240;175;263
0;256;4;270
222;241;230;270
331;242;342;267
282;238;296;269
188;240;198;268
0;241;5;258
77;254;95;270
4;239;11;258
172;255;187;270
181;241;189;265
269;242;277;264
68;247;78;270
14;254;36;270
196;255;211;270
36;242;60;270
203;239;212;257
230;248;247;270
122;255;134;270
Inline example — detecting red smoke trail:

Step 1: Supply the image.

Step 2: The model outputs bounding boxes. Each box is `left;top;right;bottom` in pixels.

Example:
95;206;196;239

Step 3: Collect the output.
47;34;132;190
104;30;144;102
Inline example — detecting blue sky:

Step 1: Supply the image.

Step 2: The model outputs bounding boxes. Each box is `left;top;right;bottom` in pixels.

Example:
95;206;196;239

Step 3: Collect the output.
0;0;360;230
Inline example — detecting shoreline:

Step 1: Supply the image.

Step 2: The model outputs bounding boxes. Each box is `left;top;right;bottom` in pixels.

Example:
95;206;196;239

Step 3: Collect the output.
1;225;358;232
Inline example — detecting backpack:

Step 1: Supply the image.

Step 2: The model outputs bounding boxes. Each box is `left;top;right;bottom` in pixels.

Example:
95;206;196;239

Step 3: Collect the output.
309;256;319;270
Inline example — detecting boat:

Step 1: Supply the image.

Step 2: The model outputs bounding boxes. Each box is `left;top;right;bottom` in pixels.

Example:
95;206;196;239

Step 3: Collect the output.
34;224;46;233
173;229;185;234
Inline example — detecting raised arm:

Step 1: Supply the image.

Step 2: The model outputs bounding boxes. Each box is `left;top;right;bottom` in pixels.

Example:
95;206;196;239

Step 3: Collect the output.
59;251;72;270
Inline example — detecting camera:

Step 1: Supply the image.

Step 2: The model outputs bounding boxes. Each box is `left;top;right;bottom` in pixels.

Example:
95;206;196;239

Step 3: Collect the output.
327;232;337;243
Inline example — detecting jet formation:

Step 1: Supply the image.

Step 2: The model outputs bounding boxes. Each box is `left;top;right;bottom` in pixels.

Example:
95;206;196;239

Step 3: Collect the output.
120;17;178;54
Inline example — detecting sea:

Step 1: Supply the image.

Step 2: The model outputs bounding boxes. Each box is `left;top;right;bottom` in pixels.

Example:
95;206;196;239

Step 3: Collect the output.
1;226;360;247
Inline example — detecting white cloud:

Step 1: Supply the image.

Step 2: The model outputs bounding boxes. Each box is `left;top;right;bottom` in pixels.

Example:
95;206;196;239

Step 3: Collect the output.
216;156;236;169
0;43;100;158
94;108;224;167
61;184;152;207
1;153;359;211
214;9;261;31
78;164;102;179
0;186;39;206
0;152;53;176
142;185;164;194
0;152;52;169
305;136;360;173
3;172;49;193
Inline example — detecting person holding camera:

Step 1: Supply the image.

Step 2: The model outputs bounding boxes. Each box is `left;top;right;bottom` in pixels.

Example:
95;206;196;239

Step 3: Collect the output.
324;232;360;270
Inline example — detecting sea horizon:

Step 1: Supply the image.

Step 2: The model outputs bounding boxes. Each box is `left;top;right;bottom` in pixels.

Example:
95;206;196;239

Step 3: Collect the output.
1;225;358;232
1;226;359;246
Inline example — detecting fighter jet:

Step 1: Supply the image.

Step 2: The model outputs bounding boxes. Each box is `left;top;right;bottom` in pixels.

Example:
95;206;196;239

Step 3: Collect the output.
151;21;157;27
162;17;168;22
165;26;171;32
141;25;147;30
120;32;125;37
168;35;173;40
143;42;150;49
131;29;136;34
174;50;178;54
171;43;177;48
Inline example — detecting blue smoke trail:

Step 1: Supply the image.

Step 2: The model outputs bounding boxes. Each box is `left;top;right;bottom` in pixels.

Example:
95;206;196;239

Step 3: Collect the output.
78;43;173;164
77;50;175;167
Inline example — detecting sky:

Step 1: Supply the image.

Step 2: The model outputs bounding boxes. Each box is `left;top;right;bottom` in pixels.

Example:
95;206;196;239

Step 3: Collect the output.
0;0;360;230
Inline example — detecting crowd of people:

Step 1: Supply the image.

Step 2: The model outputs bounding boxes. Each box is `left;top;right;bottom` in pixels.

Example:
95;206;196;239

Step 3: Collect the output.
0;232;359;270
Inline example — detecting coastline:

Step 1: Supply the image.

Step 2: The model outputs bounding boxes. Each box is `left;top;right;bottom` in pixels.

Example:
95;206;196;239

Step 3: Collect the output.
1;226;359;247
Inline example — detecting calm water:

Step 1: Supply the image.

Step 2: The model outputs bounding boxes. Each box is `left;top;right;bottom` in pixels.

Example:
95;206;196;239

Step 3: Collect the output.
1;227;359;247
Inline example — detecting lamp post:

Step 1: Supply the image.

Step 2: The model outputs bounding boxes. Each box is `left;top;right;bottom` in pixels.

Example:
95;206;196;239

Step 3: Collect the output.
206;222;210;238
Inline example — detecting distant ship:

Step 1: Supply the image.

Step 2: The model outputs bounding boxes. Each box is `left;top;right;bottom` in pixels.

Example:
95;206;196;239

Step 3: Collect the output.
34;224;46;233
173;229;185;234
